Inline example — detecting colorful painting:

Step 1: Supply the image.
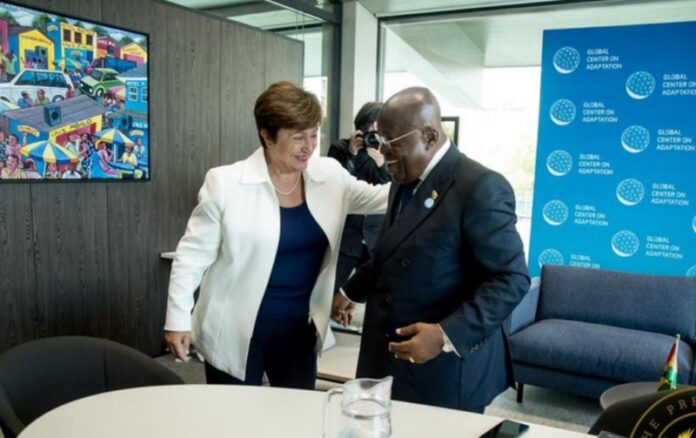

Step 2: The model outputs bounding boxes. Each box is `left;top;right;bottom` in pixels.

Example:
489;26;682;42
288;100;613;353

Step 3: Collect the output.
0;1;149;181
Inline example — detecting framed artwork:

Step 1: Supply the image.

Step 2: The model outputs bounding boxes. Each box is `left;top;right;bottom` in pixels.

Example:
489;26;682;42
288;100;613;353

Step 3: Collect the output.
0;0;149;181
441;116;459;146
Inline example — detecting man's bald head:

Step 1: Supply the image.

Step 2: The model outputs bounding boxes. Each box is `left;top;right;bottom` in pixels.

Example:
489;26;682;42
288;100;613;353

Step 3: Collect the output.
378;87;444;145
377;87;448;184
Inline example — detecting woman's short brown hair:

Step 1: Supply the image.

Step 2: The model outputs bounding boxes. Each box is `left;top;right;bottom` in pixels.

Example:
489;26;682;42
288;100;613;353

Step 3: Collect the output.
254;81;323;148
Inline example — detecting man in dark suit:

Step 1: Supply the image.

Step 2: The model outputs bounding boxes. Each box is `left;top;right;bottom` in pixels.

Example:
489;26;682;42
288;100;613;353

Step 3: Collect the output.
332;87;530;413
328;102;391;295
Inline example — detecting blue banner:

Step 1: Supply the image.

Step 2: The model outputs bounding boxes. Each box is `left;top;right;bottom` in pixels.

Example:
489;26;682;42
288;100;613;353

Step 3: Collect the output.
529;21;696;277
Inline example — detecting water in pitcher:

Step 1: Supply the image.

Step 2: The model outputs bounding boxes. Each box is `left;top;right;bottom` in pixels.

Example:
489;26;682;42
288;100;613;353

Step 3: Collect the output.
324;376;393;438
338;397;391;438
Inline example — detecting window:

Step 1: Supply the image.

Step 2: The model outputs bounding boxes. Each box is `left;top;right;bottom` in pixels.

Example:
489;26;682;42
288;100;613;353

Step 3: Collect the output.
86;35;93;46
141;86;148;102
63;29;71;42
128;86;138;101
15;71;36;86
75;33;82;44
90;70;102;81
50;73;67;87
378;0;696;253
36;72;50;86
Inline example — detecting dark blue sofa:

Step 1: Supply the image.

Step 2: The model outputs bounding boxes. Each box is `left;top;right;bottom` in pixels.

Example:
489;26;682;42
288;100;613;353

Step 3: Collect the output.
509;265;696;401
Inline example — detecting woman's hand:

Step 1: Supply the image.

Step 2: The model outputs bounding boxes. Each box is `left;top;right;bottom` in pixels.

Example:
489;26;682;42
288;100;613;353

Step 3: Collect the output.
164;330;191;362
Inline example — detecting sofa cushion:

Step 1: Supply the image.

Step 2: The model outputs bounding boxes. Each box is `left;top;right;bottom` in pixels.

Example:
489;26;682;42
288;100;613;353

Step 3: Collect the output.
538;265;696;343
510;319;693;384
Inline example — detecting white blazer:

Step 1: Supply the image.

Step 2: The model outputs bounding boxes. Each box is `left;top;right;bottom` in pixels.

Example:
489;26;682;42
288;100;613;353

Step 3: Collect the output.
165;147;389;380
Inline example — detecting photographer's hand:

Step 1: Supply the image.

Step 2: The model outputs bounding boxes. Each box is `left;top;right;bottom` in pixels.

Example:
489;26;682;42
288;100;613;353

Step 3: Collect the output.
366;147;385;167
348;130;364;155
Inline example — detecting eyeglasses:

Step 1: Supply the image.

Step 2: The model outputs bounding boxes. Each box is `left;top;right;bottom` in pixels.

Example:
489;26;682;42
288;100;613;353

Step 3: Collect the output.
375;128;422;147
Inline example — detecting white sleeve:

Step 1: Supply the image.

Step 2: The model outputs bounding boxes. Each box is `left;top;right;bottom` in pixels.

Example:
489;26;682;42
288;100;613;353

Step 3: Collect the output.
342;166;390;215
164;169;224;331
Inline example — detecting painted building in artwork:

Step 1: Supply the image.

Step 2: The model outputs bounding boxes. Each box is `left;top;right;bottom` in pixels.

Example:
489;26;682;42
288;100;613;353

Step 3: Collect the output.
114;64;148;148
97;35;121;59
0;20;8;55
2;95;106;145
46;21;97;69
8;27;54;70
118;64;147;113
120;42;147;66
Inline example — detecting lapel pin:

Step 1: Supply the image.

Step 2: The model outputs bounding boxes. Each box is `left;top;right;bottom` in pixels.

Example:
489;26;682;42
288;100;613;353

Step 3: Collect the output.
424;190;438;209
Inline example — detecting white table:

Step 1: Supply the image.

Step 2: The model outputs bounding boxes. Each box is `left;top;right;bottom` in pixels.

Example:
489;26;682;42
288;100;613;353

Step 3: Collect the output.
19;385;590;437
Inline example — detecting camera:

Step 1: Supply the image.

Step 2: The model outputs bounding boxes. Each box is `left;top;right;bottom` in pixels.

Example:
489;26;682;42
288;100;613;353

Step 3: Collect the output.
362;129;381;149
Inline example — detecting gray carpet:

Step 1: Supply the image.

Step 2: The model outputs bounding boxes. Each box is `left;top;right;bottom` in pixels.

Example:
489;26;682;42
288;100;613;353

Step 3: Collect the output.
485;386;599;433
155;352;599;434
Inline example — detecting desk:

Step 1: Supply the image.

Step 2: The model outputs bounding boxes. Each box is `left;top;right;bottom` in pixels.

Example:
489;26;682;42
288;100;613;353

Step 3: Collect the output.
20;385;590;437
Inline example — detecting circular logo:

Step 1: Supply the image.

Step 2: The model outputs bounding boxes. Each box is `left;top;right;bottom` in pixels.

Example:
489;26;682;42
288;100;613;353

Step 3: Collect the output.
631;388;696;438
616;179;645;206
687;265;696;278
542;200;569;226
549;99;576;126
546;150;573;176
538;249;564;268
553;47;580;74
611;230;640;257
626;71;656;100
621;125;651;154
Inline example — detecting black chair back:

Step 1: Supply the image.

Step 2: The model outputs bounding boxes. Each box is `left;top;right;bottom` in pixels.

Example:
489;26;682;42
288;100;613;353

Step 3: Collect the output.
0;336;183;437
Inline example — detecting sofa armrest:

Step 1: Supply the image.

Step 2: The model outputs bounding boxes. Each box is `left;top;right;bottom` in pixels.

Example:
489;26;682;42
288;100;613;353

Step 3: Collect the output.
509;276;541;335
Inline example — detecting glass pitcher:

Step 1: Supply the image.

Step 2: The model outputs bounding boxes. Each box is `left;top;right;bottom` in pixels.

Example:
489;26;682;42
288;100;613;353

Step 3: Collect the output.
323;376;393;438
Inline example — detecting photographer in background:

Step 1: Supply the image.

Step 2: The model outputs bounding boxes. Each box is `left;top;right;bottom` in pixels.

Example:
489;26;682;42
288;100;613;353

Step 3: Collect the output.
328;102;391;297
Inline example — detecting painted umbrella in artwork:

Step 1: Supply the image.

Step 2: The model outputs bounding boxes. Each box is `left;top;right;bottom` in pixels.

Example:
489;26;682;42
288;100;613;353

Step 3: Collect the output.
20;140;79;164
95;128;134;146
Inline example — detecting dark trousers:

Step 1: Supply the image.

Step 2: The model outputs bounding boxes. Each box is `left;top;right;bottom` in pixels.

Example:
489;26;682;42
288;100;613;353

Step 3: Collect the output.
205;319;317;390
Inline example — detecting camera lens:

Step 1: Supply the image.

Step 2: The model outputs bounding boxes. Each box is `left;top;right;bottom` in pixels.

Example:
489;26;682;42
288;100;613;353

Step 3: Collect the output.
363;130;380;149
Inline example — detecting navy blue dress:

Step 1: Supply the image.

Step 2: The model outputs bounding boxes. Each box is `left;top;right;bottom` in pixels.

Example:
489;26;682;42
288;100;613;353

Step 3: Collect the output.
205;203;328;389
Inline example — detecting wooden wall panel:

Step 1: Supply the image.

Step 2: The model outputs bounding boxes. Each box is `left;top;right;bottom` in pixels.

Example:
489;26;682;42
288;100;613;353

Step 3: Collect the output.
263;34;304;87
0;185;41;348
31;184;111;337
102;0;169;354
0;0;302;356
165;5;221;235
220;25;266;164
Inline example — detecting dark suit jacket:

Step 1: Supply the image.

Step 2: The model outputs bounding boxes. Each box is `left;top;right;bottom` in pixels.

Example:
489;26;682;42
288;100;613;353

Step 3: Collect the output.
343;145;530;411
328;139;390;256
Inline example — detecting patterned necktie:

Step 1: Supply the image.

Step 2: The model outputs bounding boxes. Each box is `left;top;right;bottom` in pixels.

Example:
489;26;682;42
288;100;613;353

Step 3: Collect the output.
399;179;420;213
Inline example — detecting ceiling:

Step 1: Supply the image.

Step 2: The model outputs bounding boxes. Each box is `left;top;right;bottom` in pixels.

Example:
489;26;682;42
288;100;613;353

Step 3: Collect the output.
387;0;696;68
352;0;561;17
168;0;696;105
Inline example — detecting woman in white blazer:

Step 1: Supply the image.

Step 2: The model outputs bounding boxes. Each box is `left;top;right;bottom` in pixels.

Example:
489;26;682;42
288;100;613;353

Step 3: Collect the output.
164;82;389;388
